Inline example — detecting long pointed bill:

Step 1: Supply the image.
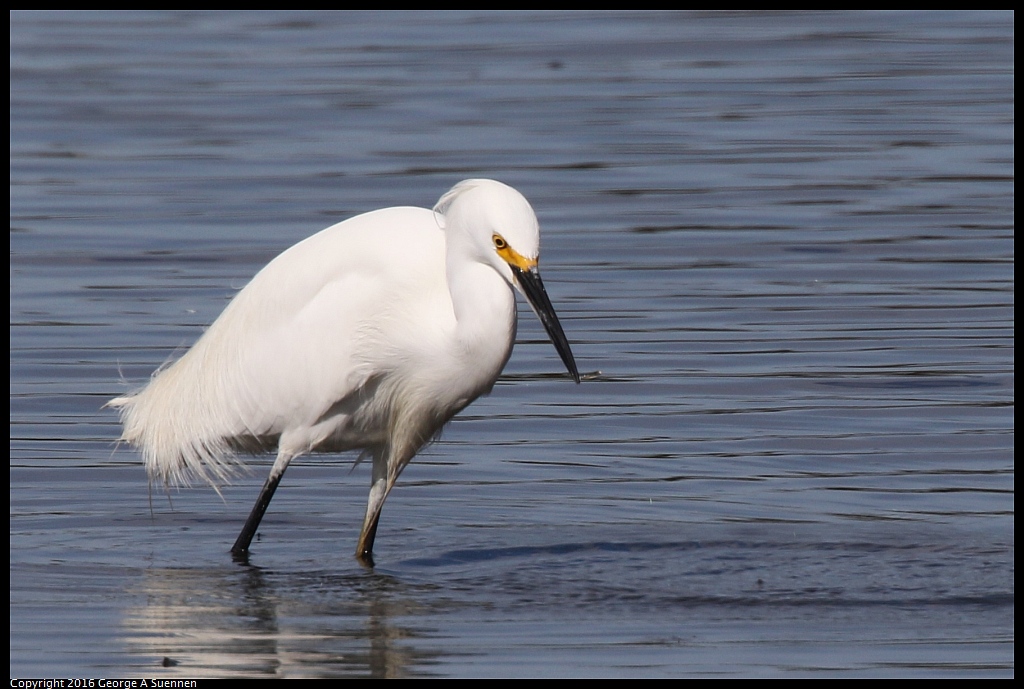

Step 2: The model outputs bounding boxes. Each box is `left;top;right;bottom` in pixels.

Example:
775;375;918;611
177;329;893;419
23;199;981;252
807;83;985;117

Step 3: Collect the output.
511;265;580;383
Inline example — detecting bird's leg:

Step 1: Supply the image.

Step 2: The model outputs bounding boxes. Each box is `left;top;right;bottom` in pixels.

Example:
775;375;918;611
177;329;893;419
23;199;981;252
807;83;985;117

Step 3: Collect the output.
355;451;392;564
231;449;295;554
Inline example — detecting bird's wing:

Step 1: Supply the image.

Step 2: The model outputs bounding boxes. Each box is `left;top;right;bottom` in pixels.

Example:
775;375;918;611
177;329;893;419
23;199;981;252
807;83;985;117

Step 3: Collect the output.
200;206;449;443
113;206;448;485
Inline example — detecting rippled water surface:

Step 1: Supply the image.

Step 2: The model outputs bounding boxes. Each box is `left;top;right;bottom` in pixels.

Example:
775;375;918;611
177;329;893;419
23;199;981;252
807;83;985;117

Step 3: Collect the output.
10;11;1013;677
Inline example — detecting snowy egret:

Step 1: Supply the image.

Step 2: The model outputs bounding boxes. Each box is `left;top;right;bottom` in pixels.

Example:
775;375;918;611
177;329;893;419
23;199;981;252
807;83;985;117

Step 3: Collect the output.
108;179;579;563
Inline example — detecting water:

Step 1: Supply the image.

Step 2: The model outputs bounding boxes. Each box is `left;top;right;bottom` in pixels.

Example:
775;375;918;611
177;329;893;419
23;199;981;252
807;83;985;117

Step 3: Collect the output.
10;11;1013;677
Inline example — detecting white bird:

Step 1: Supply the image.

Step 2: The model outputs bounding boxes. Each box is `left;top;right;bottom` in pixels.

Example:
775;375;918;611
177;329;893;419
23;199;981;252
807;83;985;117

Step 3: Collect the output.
108;179;579;564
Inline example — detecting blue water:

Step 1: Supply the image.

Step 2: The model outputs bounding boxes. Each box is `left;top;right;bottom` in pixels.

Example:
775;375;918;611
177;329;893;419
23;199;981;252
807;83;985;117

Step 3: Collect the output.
10;11;1013;677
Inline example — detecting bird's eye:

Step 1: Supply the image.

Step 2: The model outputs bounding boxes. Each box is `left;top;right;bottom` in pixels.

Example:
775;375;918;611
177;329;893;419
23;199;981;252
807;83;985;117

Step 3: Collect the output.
493;234;507;250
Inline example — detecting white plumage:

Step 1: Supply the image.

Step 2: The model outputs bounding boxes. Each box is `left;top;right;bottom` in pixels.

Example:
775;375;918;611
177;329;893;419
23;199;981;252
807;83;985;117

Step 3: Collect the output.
108;179;579;563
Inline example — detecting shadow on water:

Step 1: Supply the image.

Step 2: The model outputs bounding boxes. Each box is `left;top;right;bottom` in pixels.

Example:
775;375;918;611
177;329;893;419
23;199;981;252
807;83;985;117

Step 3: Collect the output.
401;539;697;567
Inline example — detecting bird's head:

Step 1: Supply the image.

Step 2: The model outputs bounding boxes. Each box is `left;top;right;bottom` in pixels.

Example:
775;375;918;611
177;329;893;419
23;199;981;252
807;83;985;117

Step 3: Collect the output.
434;178;539;281
434;179;579;383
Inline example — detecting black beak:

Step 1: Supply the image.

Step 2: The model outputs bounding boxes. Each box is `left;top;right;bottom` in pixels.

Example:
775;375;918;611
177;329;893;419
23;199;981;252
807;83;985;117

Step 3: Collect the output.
511;265;580;383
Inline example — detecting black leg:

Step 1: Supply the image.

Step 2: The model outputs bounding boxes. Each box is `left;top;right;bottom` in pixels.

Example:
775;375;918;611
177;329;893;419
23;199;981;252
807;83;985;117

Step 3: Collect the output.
356;509;381;566
231;469;285;554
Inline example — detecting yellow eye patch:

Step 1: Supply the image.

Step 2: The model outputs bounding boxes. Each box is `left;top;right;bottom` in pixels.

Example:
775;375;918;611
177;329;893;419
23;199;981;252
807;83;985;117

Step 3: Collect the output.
493;233;537;270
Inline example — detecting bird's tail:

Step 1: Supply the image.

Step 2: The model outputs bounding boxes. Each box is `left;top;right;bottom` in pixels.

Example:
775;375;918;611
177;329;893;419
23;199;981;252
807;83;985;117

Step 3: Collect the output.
106;366;244;489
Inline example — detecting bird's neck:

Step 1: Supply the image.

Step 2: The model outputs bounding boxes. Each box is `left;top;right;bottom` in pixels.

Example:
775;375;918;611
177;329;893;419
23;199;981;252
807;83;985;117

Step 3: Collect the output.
446;260;516;373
